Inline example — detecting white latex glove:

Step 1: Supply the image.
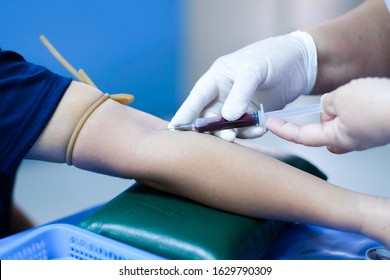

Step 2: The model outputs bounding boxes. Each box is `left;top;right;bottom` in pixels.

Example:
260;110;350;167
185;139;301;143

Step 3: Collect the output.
266;77;390;154
169;31;317;141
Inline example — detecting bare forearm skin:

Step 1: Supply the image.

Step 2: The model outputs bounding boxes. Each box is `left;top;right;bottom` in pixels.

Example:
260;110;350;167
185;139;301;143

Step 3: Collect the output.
69;90;382;240
28;81;390;248
306;0;390;94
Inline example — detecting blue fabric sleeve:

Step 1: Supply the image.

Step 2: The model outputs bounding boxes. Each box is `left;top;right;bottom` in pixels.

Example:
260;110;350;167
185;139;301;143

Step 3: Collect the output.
0;49;72;237
0;50;72;175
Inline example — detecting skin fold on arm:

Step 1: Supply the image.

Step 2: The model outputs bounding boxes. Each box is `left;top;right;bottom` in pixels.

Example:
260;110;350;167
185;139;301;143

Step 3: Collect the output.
27;81;390;248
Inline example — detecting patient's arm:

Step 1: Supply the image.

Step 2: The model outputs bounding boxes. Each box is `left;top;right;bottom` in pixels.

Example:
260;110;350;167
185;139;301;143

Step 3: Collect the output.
27;81;390;248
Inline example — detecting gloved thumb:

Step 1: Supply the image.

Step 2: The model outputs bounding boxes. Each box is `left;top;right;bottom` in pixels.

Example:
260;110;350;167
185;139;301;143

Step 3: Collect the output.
169;78;219;126
320;92;337;117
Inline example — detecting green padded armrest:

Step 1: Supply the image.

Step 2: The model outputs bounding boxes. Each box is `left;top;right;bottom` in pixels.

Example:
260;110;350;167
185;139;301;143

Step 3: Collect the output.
78;154;326;260
78;183;285;260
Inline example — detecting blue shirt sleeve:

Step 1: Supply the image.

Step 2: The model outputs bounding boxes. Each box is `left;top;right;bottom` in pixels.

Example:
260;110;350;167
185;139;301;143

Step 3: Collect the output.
0;49;71;237
0;50;72;175
0;49;71;238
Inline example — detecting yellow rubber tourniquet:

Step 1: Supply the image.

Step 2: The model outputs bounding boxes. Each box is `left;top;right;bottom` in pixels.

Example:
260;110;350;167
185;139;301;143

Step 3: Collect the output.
66;94;110;166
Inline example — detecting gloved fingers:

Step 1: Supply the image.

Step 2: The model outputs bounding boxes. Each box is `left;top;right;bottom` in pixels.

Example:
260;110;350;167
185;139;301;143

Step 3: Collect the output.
212;129;237;142
169;102;197;128
169;76;219;126
196;103;238;142
235;126;266;139
266;118;330;147
222;66;266;121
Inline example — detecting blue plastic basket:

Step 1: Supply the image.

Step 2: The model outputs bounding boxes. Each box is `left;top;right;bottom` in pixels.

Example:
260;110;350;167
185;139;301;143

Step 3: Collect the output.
0;223;164;260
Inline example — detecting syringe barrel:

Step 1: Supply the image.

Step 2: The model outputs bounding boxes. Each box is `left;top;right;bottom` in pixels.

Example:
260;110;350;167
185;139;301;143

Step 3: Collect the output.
194;112;259;132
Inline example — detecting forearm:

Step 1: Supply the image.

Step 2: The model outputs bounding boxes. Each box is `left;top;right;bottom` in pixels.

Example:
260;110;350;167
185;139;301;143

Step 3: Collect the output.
134;132;369;233
306;0;390;94
66;94;369;234
27;81;388;243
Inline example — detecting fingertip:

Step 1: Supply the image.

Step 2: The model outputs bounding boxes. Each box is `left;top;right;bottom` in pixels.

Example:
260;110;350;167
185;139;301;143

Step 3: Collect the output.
215;129;237;142
327;145;349;154
168;113;180;126
320;92;337;116
221;107;244;121
169;102;200;126
168;115;183;127
236;126;266;138
265;118;287;131
320;93;328;108
221;95;251;121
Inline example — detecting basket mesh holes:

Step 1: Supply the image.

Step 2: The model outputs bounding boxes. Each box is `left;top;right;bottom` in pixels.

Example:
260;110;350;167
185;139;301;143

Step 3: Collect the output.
68;235;124;260
10;239;48;260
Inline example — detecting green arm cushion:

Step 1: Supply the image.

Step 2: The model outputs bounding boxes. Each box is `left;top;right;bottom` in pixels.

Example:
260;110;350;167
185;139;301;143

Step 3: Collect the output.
79;183;285;259
78;154;326;259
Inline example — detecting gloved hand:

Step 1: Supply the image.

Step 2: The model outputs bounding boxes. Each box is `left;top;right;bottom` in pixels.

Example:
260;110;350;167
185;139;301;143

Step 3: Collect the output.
169;31;317;141
266;77;390;153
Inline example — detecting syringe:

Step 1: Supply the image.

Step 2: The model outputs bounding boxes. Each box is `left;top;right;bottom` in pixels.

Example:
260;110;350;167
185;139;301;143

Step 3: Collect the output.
171;103;323;133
